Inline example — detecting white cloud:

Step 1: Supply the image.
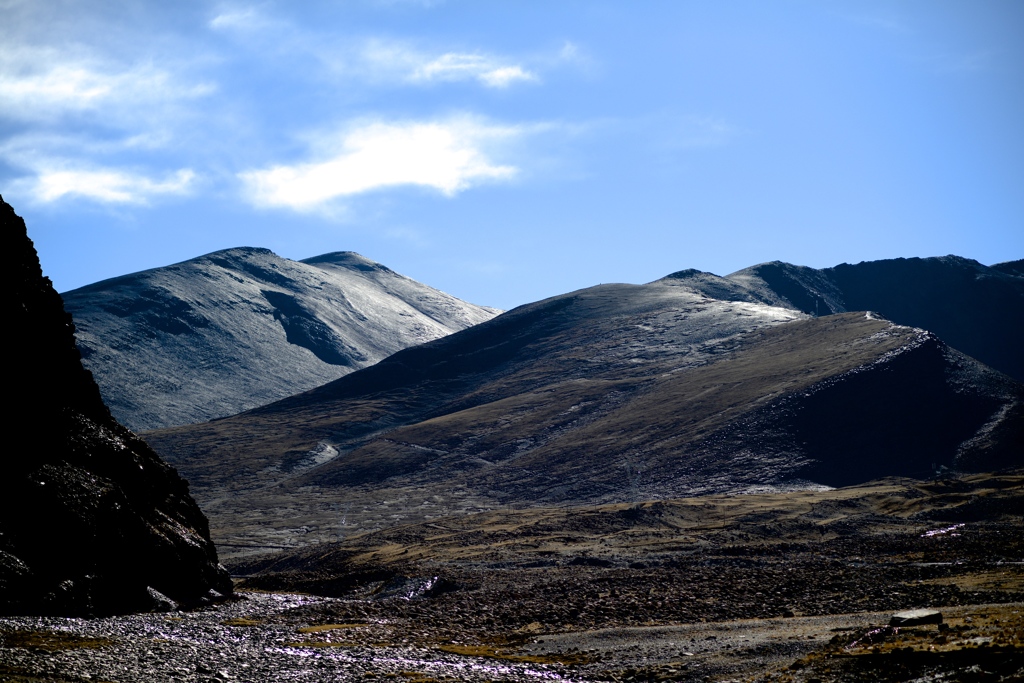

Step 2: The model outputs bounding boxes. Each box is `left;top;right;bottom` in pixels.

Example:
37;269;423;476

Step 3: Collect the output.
410;52;537;88
23;166;196;204
0;50;214;123
0;131;174;166
210;8;262;31
209;6;283;33
559;41;581;62
240;118;521;210
1;64;113;107
356;41;538;88
0;38;215;208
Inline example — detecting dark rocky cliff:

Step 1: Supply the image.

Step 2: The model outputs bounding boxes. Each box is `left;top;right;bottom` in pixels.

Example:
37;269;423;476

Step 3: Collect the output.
0;196;231;616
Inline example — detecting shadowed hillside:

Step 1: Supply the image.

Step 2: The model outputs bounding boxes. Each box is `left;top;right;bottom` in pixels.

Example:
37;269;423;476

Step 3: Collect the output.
147;278;1023;557
666;255;1024;382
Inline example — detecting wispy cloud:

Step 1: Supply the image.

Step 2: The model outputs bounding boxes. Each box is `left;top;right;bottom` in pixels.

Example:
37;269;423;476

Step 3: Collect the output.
409;52;537;88
0;49;214;123
209;7;268;32
240;117;522;211
0;9;219;208
207;12;542;90
1;3;569;217
15;165;196;204
357;41;539;88
209;4;296;36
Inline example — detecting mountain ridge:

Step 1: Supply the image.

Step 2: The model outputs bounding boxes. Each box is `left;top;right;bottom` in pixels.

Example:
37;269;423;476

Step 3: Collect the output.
662;254;1024;381
63;246;499;430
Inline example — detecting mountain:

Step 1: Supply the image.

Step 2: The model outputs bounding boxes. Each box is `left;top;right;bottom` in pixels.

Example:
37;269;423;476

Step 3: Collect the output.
62;248;499;430
665;255;1024;382
146;278;1024;556
0;196;231;616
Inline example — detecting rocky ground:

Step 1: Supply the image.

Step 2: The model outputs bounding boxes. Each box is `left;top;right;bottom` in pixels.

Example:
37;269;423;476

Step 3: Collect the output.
0;591;580;682
2;473;1022;682
2;594;1019;682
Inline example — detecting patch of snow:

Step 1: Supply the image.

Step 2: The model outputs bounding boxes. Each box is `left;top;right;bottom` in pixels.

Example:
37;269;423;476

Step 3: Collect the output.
295;442;340;471
921;523;965;538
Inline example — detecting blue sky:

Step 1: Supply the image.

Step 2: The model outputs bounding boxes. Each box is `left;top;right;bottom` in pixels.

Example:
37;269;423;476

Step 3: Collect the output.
2;0;1022;310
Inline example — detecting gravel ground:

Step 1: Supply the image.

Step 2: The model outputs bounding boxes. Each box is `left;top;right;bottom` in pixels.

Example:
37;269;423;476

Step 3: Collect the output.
4;477;1021;682
4;597;1020;683
523;603;1024;681
522;611;881;681
0;592;579;683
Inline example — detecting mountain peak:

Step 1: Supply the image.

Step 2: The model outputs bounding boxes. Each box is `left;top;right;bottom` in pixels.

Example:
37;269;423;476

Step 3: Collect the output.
62;247;499;430
196;246;277;260
301;250;393;274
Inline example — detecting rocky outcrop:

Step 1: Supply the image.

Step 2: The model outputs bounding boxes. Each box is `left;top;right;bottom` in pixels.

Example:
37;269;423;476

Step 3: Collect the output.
0;196;231;616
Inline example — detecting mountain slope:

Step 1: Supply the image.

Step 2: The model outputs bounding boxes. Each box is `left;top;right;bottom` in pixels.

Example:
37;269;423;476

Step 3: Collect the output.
665;255;1024;382
63;248;498;430
0;195;230;616
146;279;1023;556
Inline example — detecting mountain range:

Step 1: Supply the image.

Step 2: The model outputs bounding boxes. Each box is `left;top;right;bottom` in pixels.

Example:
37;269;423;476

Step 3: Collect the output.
62;248;499;430
144;258;1024;556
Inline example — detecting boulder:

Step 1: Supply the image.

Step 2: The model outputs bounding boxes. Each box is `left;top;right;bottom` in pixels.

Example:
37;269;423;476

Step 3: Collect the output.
890;609;943;627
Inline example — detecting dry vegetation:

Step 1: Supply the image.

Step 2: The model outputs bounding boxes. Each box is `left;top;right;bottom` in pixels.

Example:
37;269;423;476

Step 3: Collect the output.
229;471;1024;681
146;307;1022;557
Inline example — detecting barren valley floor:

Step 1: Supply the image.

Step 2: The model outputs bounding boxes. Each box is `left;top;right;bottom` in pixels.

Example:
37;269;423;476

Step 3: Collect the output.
2;472;1022;682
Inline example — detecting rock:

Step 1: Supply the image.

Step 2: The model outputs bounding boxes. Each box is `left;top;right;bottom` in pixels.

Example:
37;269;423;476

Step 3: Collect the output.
569;556;615;568
889;609;943;627
147;587;179;612
0;195;232;616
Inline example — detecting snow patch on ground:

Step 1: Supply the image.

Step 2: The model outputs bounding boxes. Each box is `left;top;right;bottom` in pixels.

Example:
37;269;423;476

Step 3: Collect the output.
296;442;340;472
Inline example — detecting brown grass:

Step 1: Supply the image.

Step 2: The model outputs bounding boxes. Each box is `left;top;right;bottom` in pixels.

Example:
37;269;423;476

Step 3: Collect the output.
296;623;367;633
1;629;116;652
434;642;591;666
221;617;264;627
